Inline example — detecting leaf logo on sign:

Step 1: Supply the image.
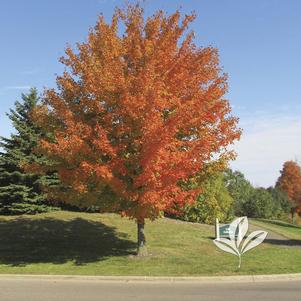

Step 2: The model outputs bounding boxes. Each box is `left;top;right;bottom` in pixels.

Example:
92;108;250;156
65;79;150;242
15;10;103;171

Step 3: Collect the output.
213;216;267;268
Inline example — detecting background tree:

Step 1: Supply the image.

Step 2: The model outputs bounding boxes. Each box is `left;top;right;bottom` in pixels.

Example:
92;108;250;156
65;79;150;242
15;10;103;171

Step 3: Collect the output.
182;170;234;224
223;169;291;219
243;187;280;219
267;187;292;220
224;169;254;216
276;160;301;222
0;89;60;214
29;4;241;255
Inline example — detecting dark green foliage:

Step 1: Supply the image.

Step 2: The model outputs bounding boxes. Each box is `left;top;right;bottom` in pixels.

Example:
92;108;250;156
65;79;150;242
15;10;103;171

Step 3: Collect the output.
0;89;60;214
223;169;254;216
225;169;292;220
173;167;292;222
267;187;292;220
243;187;290;219
242;188;275;219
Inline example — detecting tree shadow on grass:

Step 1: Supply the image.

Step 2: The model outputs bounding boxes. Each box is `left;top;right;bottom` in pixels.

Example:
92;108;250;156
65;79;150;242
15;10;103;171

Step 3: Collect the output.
0;217;136;266
263;238;301;248
207;235;301;248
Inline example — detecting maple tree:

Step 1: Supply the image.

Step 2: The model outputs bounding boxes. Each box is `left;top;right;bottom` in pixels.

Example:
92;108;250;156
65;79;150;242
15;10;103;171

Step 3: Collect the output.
28;4;241;255
276;160;301;220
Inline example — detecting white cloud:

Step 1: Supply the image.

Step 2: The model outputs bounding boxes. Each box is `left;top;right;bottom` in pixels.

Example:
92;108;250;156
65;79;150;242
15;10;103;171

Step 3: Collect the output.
3;85;31;90
230;114;301;188
0;85;31;95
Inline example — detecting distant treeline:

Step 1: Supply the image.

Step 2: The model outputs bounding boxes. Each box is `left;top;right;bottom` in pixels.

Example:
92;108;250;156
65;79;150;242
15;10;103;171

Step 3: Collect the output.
0;90;300;223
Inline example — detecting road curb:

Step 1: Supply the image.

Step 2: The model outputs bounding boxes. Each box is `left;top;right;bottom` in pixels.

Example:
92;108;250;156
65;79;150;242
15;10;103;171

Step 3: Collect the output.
0;273;301;283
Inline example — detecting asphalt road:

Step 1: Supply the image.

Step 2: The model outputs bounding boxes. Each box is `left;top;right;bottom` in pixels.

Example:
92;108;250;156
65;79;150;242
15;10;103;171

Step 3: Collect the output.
0;278;301;301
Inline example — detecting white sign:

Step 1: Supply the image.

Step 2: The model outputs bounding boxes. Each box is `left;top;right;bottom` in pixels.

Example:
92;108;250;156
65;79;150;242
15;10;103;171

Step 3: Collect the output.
213;216;268;268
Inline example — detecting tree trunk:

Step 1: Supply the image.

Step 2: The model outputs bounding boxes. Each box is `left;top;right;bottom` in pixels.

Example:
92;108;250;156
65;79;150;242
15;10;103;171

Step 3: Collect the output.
137;220;148;256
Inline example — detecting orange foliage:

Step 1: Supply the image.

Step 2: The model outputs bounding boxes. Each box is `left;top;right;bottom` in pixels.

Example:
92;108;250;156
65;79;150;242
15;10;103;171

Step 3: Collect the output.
276;161;301;212
31;4;241;221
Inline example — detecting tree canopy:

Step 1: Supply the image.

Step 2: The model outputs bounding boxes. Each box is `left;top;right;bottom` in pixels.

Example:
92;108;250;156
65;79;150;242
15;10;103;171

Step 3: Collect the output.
276;160;301;215
27;4;241;253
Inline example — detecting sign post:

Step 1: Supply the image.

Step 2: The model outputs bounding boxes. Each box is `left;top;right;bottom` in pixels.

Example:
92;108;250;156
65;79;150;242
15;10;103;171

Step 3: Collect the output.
215;218;220;240
215;218;243;241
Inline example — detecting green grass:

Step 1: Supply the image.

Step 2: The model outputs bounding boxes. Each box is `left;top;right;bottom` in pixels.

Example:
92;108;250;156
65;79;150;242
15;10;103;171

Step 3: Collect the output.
250;218;301;241
0;211;300;276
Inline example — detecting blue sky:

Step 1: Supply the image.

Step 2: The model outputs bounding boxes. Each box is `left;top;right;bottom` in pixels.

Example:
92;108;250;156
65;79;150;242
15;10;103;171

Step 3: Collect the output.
1;0;301;187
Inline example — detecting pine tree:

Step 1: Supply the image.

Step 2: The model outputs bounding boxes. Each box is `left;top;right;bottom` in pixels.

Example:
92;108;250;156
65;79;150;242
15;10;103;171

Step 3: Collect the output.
0;88;60;214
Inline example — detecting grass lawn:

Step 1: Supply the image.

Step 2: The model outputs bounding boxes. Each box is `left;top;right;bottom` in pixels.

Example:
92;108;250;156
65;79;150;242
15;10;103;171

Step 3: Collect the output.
0;211;300;276
250;218;301;241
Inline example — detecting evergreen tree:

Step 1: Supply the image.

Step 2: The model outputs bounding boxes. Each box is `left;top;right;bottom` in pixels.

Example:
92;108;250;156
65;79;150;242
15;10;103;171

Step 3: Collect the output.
0;88;60;214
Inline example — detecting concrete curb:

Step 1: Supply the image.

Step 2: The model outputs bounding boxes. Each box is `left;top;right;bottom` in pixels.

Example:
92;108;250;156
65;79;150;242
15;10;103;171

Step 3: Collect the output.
0;273;301;283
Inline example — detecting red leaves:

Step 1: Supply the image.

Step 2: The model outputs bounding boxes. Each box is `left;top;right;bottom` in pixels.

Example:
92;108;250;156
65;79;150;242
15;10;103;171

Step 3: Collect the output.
276;161;301;211
32;4;241;221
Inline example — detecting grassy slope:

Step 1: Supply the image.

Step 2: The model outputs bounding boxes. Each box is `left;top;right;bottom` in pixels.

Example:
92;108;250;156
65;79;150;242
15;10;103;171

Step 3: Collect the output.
250;219;301;240
0;211;300;276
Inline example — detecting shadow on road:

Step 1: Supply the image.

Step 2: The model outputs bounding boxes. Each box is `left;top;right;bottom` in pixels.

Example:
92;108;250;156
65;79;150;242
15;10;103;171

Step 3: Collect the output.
0;217;136;266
